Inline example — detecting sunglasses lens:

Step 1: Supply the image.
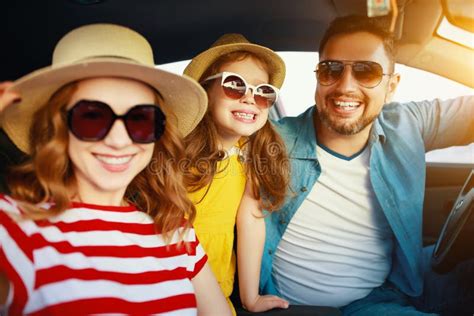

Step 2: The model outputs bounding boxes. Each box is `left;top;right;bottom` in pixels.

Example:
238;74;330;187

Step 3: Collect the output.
222;75;247;99
125;106;165;143
317;61;385;88
353;62;383;87
68;101;166;144
254;85;277;107
68;100;113;141
317;61;344;86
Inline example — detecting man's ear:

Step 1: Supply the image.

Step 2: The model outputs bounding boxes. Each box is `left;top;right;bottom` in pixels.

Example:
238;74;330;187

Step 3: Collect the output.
384;73;400;103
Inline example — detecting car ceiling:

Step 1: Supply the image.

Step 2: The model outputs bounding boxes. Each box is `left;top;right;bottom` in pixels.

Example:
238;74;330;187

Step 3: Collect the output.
2;0;473;87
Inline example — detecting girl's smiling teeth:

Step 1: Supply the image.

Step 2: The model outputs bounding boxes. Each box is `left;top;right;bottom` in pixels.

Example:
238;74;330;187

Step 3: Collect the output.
94;154;134;165
232;111;256;120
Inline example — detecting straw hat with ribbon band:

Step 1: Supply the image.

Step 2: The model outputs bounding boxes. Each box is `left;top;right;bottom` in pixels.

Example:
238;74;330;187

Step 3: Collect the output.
0;23;208;154
183;33;286;89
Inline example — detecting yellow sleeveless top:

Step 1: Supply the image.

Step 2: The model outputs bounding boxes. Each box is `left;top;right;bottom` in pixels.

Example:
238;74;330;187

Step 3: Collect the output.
189;148;246;315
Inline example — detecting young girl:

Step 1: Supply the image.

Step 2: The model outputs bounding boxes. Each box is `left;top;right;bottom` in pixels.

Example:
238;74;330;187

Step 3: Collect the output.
183;34;290;313
0;24;231;315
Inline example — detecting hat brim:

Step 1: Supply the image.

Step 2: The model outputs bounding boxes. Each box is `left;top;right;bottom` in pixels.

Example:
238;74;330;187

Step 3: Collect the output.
183;43;285;88
0;58;207;154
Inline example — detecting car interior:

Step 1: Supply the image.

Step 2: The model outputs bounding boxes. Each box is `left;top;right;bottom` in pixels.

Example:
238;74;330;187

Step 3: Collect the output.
1;0;473;314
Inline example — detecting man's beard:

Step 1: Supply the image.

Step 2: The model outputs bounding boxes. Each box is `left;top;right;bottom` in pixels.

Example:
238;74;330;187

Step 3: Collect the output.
316;102;378;135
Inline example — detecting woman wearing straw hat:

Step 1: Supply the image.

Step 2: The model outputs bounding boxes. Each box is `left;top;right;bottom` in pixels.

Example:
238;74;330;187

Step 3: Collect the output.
0;24;231;315
183;34;290;313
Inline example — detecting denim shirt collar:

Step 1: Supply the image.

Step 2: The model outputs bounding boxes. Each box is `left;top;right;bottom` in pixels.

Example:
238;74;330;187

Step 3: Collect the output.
370;118;387;145
287;106;318;160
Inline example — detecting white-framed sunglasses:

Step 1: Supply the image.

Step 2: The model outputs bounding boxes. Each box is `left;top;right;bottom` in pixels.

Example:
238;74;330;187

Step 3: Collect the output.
201;71;279;108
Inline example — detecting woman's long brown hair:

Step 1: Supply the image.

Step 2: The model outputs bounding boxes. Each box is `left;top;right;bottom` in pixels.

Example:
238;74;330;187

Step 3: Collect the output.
8;80;195;241
184;51;290;211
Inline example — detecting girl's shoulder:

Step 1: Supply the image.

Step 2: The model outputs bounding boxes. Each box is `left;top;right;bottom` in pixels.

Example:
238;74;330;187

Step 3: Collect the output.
0;194;38;256
0;194;24;216
0;194;58;218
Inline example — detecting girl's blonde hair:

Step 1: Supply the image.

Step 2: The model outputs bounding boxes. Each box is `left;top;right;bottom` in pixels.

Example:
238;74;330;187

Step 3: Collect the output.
8;81;196;241
184;51;290;211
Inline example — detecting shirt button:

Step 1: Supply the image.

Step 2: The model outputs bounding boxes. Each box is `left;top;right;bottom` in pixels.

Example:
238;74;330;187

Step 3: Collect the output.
268;249;273;255
279;219;286;225
300;186;307;192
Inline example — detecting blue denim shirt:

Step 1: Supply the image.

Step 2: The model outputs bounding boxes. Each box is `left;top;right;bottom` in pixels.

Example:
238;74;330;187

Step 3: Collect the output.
261;97;474;298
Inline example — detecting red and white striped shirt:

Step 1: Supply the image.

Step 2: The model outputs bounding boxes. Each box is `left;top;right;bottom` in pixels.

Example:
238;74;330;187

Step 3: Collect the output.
0;195;207;315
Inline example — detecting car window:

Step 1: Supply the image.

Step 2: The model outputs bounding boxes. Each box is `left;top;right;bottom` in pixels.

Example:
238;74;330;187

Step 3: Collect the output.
159;52;474;165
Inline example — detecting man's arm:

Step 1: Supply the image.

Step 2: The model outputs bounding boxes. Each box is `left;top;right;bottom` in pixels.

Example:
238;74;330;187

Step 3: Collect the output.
411;96;474;152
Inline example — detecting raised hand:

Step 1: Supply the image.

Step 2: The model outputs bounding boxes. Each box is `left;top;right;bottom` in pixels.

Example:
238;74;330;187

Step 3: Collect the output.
0;82;20;113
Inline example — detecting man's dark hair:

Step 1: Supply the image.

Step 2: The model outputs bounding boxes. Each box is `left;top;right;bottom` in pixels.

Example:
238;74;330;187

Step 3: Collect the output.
319;15;396;68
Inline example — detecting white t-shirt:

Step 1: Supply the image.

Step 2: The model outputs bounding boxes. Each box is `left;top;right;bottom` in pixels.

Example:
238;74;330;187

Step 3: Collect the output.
273;145;393;307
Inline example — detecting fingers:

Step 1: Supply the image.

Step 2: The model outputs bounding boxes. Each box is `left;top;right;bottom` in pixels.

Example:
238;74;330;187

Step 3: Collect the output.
0;82;14;91
246;295;289;312
0;81;21;113
263;295;289;309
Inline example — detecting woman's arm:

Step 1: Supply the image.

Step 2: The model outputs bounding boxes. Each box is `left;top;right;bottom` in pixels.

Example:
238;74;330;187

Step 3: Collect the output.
237;182;289;312
192;262;232;316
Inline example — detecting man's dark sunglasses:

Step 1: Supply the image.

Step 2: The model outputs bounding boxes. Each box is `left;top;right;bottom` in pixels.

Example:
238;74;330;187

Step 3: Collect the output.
316;60;392;88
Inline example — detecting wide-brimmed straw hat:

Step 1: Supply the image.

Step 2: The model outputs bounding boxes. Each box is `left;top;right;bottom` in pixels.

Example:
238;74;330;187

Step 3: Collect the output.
0;23;207;154
183;33;285;88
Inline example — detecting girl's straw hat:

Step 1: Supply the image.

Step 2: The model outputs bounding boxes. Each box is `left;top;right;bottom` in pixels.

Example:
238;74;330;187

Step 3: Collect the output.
183;33;285;88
